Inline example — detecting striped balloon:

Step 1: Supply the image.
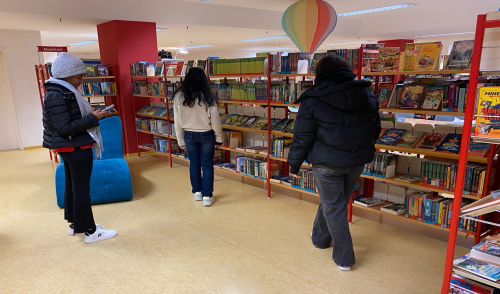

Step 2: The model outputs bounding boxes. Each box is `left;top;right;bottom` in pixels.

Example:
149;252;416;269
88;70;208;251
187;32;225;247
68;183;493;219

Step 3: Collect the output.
282;0;337;54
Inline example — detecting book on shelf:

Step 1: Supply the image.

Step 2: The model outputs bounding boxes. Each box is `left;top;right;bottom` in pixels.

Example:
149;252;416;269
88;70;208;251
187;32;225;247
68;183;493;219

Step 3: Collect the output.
395;130;424;148
474;87;500;141
232;115;251;127
461;190;500;217
446;40;474;70
96;64;109;76
242;116;259;128
377;47;400;72
81;82;117;96
271;138;293;159
403;42;440;71
380;203;405;215
155;61;164;76
245;146;267;154
354;197;385;207
398;84;426;109
221;114;238;126
222;131;242;148
376;84;395;107
147;63;156;76
415;43;442;71
450;274;495;294
416;133;446;151
376;128;406;146
471;243;500;265
435;133;462;154
468;143;491;157
251;117;269;130
421;85;444;110
282;120;295;133
393;174;421;183
273;119;294;132
453;255;500;282
310;53;327;74
85;64;96;77
362;152;397;178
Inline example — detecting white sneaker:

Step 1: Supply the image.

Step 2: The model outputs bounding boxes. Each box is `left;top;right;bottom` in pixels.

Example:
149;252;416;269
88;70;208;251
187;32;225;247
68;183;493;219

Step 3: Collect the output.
194;192;203;201
338;265;351;271
203;196;214;207
84;225;118;244
69;223;100;236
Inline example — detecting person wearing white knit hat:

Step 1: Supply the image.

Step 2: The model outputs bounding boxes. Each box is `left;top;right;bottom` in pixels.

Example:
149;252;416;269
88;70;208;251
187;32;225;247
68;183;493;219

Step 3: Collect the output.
42;52;118;244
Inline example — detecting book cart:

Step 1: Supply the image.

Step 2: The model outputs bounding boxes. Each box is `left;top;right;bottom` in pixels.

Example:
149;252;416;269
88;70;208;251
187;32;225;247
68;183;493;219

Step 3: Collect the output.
441;14;500;293
132;62;186;168
34;63;120;162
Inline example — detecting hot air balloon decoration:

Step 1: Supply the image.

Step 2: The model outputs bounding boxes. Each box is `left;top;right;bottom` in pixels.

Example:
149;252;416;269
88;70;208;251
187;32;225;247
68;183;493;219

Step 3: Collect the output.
282;0;338;54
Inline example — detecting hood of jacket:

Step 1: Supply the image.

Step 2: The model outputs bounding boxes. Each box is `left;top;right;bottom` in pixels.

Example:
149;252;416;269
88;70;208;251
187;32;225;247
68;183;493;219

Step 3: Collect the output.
296;69;373;112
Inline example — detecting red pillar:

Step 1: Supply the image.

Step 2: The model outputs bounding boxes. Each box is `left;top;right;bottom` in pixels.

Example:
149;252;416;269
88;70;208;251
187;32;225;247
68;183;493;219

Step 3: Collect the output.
97;20;158;155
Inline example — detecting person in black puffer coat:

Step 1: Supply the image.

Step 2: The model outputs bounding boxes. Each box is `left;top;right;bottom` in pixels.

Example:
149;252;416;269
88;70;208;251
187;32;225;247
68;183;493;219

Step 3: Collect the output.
42;52;117;244
288;56;381;271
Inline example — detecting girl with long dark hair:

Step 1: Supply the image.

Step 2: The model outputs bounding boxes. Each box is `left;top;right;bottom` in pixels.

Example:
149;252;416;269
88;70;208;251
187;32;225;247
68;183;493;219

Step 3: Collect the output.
173;67;222;206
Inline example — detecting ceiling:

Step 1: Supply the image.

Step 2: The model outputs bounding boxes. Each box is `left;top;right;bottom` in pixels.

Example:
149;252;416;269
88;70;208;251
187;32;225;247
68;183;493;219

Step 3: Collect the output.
0;0;498;58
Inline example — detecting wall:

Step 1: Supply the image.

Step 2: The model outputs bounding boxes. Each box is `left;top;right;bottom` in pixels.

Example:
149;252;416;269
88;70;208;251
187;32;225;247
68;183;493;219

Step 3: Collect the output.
0;29;43;149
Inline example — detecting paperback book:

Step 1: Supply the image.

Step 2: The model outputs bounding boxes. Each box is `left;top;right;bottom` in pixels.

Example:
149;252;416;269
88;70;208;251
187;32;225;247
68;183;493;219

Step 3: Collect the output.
398;84;426;109
446;40;474;70
273;119;294;132
376;84;395;107
354;197;386;207
471;243;500;265
474;87;500;140
393;174;421;183
416;133;446;151
415;43;442;71
453;255;500;282
377;47;400;71
436;133;462;154
421;85;444;110
376;128;406;146
462;190;500;217
395;130;424;148
468;143;490;157
380;203;405;215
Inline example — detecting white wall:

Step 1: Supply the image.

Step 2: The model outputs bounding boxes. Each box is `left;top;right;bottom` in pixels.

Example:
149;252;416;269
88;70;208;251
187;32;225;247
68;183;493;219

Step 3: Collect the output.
0;29;44;148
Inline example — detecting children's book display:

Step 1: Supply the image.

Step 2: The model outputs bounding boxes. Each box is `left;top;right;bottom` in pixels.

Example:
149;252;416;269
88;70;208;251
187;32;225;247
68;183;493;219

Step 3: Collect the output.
446;40;475;70
473;87;500;142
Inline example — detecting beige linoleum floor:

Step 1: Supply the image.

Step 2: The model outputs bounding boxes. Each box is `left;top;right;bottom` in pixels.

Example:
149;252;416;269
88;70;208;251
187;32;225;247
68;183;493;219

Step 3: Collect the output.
0;149;468;294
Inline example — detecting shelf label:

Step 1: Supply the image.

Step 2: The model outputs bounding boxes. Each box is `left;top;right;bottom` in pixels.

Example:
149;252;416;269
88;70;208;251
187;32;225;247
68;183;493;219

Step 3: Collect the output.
37;46;68;52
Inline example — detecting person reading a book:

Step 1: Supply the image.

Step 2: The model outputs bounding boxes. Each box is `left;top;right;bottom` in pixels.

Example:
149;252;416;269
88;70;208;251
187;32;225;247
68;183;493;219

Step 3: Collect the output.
174;67;223;207
288;55;381;271
42;52;117;243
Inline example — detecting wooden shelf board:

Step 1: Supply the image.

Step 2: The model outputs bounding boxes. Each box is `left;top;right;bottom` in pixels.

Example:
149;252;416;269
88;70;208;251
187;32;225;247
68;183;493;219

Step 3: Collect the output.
131;75;164;79
136;130;171;139
270;156;287;162
382;107;465;116
375;145;488;163
352;202;468;236
133;95;169;99
136;112;172;120
219;100;300;107
361;70;471;76
220;147;268;158
271;131;293;138
83;76;115;79
83;94;117;97
222;125;269;134
360;173;480;201
271;182;318;196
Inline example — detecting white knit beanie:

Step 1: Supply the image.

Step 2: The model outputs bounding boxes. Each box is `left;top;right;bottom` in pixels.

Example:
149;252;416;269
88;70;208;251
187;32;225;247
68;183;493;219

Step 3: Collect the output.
51;52;86;78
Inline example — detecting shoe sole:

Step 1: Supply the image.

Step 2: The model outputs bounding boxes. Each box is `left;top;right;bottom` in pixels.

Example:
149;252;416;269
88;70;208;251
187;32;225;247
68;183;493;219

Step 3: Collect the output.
84;233;118;244
203;201;214;207
195;197;203;201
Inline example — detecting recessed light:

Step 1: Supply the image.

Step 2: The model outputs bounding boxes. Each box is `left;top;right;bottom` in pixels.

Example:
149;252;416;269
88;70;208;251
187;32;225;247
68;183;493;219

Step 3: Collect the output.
178;49;190;55
69;40;98;46
338;4;416;17
182;44;215;49
415;32;475;38
156;28;165;31
242;36;288;42
325;41;370;45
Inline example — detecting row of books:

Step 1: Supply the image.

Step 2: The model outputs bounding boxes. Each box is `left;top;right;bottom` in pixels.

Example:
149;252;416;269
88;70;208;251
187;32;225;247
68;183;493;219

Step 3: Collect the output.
291;170;317;193
81;82;116;96
474;87;500;143
221;114;295;133
271;138;293;159
377;129;491;156
211;57;267;75
137;105;172;118
450;274;496;293
217;81;313;104
133;81;179;97
235;157;267;179
311;49;360;74
91;105;117;113
377;81;470;112
362;152;398;178
83;64;110;77
420;161;488;196
135;118;171;135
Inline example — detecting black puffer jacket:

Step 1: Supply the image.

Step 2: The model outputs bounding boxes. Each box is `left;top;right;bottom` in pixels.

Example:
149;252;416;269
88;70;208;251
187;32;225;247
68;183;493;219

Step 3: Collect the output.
288;69;381;174
42;83;99;149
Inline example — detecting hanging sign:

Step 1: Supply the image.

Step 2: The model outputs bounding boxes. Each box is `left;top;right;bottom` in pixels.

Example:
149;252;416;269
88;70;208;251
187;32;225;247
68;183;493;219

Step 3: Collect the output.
37;46;68;53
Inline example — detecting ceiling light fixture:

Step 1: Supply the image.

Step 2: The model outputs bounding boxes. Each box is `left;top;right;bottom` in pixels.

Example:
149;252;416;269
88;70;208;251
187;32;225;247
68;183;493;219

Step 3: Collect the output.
177;49;190;55
338;4;416;17
182;44;215;49
242;36;288;42
156;28;164;31
69;40;98;46
325;40;370;45
415;32;475;38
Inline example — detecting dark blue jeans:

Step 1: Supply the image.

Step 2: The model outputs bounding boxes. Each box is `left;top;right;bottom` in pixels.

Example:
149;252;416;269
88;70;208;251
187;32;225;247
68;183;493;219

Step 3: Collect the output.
184;130;215;197
311;164;364;267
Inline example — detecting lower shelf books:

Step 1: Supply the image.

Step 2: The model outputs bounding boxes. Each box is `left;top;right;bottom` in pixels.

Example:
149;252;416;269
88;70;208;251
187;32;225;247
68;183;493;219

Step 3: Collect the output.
450;274;495;294
135;118;173;135
471;243;500;265
291;170;317;193
271;137;293;158
236;156;276;179
137;105;169;117
362;152;398;178
454;255;500;282
81;82;116;96
354;197;385;207
380;203;405;215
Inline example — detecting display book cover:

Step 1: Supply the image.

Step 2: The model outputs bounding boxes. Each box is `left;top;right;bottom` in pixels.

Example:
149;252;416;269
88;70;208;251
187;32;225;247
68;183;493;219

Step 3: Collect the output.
416;133;446;151
415;43;442;71
393;174;421;183
242;116;259;128
377;47;400;72
446;40;474;70
354;197;386;207
380;203;405;215
221;114;238;125
376;84;395;107
474;87;500;140
453;255;500;282
376;128;406;146
421;85;444;110
403;42;440;72
395;130;424;148
232;115;250;127
273;119;294;132
469;142;490;157
461;189;500;217
435;133;462;154
398;84;426;109
471;243;500;266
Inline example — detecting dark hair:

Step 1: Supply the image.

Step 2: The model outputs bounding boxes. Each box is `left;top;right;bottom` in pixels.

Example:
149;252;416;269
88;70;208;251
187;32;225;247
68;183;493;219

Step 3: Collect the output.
174;67;217;107
316;55;351;78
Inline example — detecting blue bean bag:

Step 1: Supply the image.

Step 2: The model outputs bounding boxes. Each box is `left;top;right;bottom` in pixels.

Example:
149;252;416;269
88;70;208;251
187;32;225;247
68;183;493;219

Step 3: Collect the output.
55;116;133;207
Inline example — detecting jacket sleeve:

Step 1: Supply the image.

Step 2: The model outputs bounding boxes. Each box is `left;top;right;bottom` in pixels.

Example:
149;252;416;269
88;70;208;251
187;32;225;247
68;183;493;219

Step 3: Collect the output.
44;91;99;137
287;101;318;174
173;95;185;146
210;105;223;144
372;93;382;142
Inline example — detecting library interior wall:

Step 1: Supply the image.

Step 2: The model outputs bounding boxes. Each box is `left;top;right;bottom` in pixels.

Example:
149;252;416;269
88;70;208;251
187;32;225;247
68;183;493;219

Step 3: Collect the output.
0;29;43;149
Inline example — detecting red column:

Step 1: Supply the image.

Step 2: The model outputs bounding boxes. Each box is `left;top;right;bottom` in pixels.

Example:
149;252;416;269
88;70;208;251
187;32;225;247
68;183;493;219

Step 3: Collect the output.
97;20;158;155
